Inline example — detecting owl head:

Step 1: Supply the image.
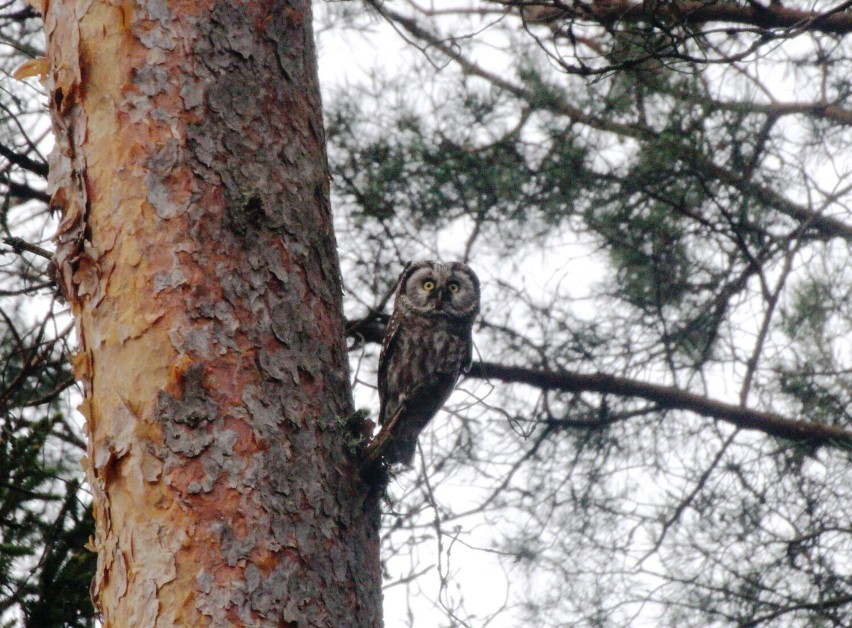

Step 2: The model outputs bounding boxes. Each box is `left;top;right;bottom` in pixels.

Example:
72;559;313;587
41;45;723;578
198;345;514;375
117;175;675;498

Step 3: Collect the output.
394;260;480;320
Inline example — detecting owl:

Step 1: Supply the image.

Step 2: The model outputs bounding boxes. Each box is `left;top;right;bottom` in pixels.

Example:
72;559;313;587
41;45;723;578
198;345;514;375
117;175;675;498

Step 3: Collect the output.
377;260;480;466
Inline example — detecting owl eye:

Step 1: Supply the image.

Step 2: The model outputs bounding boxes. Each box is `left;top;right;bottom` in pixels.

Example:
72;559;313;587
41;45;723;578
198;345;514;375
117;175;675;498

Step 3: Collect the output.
422;280;435;291
448;282;460;293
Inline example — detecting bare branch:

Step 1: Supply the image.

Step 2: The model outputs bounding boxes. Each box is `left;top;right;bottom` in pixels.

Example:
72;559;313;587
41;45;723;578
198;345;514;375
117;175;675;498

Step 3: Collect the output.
0;142;49;177
3;236;52;259
2;178;50;203
513;0;852;36
343;308;852;448
468;361;852;448
368;1;852;241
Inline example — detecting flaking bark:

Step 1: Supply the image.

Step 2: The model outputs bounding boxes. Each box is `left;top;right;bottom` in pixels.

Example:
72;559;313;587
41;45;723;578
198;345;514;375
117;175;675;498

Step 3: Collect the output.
43;1;382;625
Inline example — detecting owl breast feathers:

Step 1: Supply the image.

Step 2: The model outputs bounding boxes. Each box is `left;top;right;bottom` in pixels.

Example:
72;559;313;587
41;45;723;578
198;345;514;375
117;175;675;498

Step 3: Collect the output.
378;260;480;466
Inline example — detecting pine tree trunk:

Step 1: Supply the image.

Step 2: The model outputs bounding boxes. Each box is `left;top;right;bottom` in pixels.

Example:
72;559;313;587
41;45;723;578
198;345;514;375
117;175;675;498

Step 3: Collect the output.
42;1;382;624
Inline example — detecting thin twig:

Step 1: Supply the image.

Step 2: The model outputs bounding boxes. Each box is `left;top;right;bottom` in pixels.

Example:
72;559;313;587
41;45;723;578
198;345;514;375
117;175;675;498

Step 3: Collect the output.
3;236;52;259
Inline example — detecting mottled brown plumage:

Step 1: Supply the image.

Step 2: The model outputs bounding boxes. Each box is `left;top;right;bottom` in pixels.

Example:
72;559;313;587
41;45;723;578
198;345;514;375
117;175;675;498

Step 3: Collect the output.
378;261;480;465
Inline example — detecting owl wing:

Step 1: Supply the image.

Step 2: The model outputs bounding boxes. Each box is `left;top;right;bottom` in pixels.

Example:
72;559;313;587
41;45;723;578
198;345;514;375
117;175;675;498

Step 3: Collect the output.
377;309;403;425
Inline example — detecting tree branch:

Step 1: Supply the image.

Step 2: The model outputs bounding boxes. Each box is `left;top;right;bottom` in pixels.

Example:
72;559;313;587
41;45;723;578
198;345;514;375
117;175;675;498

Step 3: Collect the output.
469;361;852;448
0;143;49;177
514;0;852;36
2;179;50;203
344;312;852;448
369;1;852;241
3;236;53;260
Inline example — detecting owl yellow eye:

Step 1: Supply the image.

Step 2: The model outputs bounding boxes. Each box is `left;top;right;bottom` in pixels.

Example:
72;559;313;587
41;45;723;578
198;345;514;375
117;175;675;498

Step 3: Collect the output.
448;282;460;293
422;280;435;291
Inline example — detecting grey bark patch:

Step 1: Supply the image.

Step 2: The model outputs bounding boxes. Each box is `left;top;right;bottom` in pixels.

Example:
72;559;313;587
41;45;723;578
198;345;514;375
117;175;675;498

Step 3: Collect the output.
241;385;283;440
224;192;264;236
218;522;257;568
161;416;213;457
244;563;261;594
256;346;299;383
139;0;171;25
136;0;177;50
135;65;171;96
168;325;215;359
209;3;256;60
155;364;218;457
187;125;219;168
153;268;187;292
180;77;205;109
197;569;213;594
145;140;186;219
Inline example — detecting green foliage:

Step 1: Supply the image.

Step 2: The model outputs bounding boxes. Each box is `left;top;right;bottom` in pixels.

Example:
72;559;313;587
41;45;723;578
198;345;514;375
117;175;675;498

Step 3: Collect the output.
777;273;852;431
0;273;94;626
0;412;95;628
339;408;372;456
326;78;590;251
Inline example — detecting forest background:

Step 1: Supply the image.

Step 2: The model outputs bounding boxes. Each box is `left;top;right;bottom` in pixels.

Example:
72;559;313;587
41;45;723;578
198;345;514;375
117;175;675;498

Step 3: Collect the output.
1;1;851;626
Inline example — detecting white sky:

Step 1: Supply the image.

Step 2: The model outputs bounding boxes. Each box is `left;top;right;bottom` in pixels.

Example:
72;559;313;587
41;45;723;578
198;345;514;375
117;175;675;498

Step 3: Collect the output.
314;6;851;627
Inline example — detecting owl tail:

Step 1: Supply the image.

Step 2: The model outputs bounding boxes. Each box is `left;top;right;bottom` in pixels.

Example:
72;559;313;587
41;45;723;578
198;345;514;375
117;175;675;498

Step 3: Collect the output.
383;438;417;467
